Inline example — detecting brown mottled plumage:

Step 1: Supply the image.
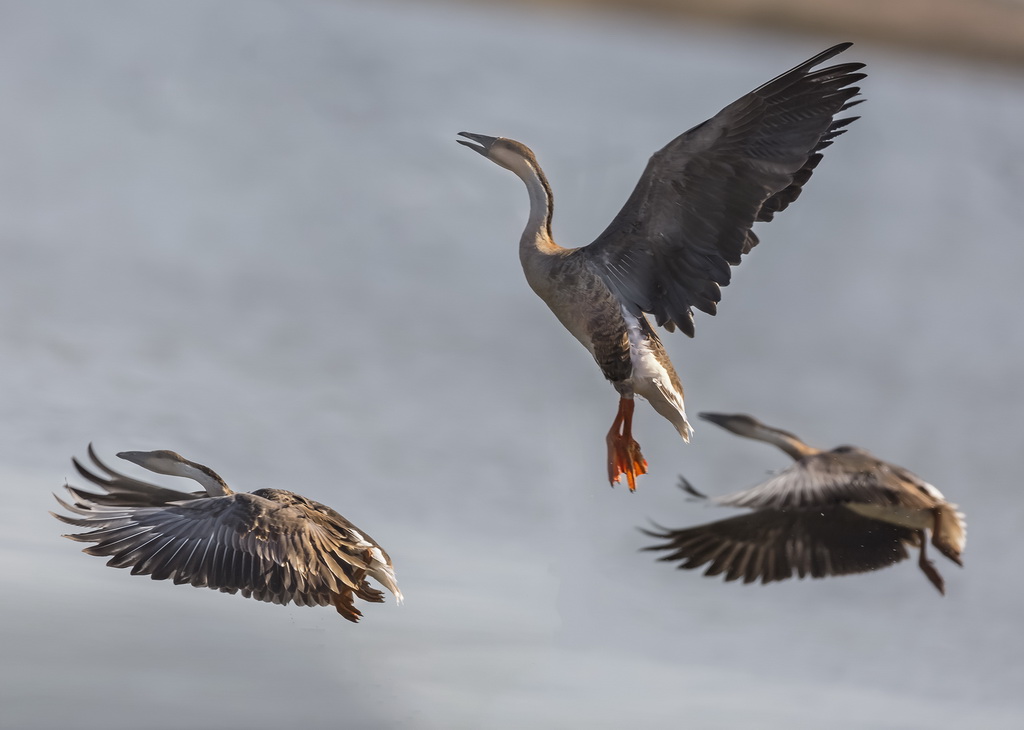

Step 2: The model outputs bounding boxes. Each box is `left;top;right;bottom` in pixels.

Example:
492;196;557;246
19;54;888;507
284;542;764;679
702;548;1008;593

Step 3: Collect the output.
52;446;401;621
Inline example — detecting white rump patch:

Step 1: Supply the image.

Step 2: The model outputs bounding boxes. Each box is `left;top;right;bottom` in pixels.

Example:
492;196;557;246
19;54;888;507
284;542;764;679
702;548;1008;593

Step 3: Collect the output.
622;307;692;441
917;481;946;501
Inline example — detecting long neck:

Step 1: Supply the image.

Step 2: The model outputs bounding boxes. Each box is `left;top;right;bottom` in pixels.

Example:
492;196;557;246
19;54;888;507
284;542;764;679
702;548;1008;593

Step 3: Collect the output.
171;459;233;497
523;163;554;242
507;156;559;257
512;160;568;307
746;424;821;461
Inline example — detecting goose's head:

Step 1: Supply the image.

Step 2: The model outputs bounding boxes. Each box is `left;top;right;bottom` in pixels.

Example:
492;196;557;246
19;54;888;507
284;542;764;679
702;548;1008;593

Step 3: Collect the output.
457;132;541;178
116;449;190;475
116;449;232;496
699;413;772;440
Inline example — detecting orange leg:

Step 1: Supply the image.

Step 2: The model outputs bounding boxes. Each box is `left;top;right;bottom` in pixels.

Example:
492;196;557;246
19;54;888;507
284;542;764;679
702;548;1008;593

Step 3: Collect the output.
606;397;648;491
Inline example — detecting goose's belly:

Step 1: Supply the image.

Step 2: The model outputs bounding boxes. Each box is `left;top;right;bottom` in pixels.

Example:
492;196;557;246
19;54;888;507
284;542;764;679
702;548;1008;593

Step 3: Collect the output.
532;275;629;364
534;274;692;438
845;502;935;530
541;290;674;390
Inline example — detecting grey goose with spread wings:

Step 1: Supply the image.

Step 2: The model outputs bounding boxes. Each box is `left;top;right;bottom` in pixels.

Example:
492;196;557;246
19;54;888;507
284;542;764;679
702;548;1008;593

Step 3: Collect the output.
458;44;864;490
644;413;966;594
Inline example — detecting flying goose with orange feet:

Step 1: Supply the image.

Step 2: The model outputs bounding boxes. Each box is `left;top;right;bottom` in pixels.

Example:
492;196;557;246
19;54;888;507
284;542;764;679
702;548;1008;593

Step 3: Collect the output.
459;44;865;490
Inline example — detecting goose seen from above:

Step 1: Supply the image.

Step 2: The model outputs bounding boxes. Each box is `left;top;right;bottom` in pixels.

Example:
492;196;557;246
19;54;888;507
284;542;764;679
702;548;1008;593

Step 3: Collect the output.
52;446;402;622
458;43;865;490
644;413;966;594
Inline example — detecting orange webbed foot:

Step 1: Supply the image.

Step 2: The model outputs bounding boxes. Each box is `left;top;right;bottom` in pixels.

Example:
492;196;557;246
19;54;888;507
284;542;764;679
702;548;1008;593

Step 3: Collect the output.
606;397;647;491
607;435;648;491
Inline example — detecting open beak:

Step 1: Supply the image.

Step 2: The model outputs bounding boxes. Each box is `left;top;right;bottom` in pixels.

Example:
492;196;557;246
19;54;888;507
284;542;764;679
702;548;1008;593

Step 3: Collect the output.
457;131;498;156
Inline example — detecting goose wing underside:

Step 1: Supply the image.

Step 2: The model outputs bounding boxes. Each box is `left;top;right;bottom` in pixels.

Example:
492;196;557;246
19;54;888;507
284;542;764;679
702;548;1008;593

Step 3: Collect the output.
53;475;386;617
584;43;864;337
643;506;913;584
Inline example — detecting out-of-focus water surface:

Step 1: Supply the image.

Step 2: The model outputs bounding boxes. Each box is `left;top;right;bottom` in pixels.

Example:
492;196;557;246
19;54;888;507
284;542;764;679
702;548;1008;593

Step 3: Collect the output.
1;1;1022;728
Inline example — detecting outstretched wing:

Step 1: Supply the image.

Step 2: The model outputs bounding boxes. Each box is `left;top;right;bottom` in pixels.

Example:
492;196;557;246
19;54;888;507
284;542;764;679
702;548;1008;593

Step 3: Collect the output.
63;444;205;507
583;43;864;336
642;506;913;584
709;450;938;511
52;452;393;621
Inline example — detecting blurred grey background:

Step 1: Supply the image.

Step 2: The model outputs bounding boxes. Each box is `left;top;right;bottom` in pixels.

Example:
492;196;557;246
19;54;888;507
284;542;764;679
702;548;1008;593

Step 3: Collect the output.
1;1;1022;728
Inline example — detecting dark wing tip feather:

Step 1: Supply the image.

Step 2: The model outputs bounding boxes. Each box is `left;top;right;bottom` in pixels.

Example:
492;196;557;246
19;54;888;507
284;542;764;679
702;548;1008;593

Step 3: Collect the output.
673;312;696;338
677;476;708;500
86;443;118;476
73;446;128;491
71;456;103;486
749;42;855;97
638;520;673;544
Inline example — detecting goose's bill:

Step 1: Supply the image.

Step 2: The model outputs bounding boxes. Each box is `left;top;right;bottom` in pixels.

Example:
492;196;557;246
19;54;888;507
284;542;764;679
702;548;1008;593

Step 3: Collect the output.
116;450;150;465
697;412;736;428
457;131;497;155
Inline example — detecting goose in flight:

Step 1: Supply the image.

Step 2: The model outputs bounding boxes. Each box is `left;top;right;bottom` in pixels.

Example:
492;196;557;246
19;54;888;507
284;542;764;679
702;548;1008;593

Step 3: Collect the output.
643;413;966;594
458;44;864;490
52;446;402;622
